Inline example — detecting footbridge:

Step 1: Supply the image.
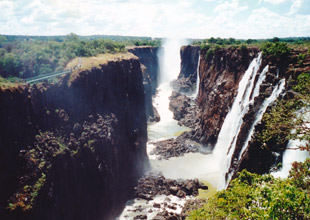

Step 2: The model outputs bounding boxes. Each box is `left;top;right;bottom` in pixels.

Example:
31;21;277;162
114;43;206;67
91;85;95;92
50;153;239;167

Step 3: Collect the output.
26;57;82;84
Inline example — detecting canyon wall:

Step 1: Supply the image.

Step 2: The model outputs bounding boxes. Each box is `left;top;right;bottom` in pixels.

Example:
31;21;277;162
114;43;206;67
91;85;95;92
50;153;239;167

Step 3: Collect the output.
196;45;309;181
179;45;200;83
233;48;310;176
128;46;160;122
197;47;259;145
0;53;147;220
172;45;200;94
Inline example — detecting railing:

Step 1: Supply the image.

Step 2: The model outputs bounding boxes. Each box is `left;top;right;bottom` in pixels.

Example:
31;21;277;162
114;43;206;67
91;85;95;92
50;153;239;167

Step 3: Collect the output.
25;57;82;84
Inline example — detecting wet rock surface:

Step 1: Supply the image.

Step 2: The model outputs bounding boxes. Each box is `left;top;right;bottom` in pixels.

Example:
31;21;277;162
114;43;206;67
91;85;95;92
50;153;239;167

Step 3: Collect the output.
154;198;207;220
128;46;160;122
171;78;195;94
135;173;207;200
149;134;202;160
169;92;201;130
197;47;259;147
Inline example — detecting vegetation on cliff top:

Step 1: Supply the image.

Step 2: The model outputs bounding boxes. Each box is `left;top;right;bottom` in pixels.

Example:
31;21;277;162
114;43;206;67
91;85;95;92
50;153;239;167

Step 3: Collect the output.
0;33;160;80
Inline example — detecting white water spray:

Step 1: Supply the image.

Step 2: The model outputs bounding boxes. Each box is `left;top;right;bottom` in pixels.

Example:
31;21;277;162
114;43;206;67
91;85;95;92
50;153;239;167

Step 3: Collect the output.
238;79;285;163
221;78;286;185
192;54;201;98
148;39;189;142
273;108;310;178
272;140;309;178
212;53;264;189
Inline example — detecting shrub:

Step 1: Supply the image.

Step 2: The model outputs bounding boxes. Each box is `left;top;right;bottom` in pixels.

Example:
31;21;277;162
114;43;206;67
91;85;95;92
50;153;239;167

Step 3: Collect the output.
297;53;306;65
261;42;290;59
205;49;214;60
240;44;247;51
187;169;310;220
200;44;210;52
293;72;310;95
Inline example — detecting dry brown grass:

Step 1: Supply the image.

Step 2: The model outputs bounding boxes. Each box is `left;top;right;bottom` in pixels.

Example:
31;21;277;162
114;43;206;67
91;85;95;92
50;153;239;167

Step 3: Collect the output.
66;52;138;84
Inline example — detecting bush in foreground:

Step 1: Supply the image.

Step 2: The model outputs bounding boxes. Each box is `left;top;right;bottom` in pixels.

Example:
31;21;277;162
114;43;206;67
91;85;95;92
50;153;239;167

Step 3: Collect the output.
187;163;310;220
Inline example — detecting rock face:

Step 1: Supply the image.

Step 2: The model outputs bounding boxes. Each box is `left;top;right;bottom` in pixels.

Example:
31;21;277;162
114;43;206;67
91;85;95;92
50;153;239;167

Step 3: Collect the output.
197;47;259;146
0;53;147;220
172;45;200;94
128;46;160;122
233;48;310;176
135;173;207;200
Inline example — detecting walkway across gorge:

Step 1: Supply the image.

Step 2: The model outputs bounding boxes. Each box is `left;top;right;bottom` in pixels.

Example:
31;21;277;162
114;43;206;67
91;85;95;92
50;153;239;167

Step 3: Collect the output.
25;57;82;84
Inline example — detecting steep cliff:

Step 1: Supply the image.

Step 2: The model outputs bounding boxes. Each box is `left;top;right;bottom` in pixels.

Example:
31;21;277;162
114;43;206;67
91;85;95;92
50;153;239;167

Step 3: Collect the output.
0;53;147;220
127;46;160;122
233;47;310;176
197;47;259;145
172;45;200;94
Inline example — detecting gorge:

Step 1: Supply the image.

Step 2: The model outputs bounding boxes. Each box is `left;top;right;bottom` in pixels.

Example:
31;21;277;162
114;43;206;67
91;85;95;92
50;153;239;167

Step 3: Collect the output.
0;39;309;220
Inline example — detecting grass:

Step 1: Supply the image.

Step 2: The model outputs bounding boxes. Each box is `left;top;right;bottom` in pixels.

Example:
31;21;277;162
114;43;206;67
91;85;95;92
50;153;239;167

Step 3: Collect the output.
66;52;137;84
0;76;25;89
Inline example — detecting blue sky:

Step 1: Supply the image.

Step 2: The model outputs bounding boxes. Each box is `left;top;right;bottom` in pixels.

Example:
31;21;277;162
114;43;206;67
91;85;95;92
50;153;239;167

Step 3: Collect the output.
0;0;309;39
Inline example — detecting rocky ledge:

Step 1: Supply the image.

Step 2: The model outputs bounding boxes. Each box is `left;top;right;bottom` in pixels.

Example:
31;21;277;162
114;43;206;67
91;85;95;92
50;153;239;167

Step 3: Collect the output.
135;173;208;200
149;132;203;160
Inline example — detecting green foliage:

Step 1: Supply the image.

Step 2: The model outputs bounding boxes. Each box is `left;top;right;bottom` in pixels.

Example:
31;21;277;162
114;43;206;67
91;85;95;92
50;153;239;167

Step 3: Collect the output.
297;53;307;65
256;99;300;148
240;44;247;51
0;33;128;79
200;44;210;51
289;158;310;191
271;37;280;43
214;45;221;51
293;72;310;95
261;42;290;59
205;49;214;60
187;170;310;220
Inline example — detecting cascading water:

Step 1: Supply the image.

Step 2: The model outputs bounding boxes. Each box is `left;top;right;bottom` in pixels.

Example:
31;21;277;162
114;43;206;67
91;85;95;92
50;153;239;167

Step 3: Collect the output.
272;140;309;178
192;54;200;98
222;78;286;185
212;52;264;189
273;108;310;178
148;39;190;143
238;79;285;162
118;39;194;219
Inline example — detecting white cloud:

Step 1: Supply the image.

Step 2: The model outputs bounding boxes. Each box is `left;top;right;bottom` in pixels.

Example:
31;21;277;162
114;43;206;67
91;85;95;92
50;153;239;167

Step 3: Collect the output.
259;0;289;5
0;0;309;39
288;0;303;15
214;0;248;15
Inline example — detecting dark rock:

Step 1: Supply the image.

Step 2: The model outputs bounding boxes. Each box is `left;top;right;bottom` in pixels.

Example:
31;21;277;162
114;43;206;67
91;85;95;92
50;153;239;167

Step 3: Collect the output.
179;45;200;86
134;172;206;200
72;123;82;136
176;190;186;198
134;214;147;220
150;135;202;160
153;203;161;208
0;54;148;220
197;47;259;147
128;46;160;122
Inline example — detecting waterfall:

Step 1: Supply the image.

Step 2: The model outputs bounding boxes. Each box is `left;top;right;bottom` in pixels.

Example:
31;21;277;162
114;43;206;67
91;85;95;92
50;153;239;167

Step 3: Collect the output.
222;79;285;185
238;79;285;162
273;107;310;178
272;140;309;178
213;53;264;190
192;54;201;98
148;38;189;141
